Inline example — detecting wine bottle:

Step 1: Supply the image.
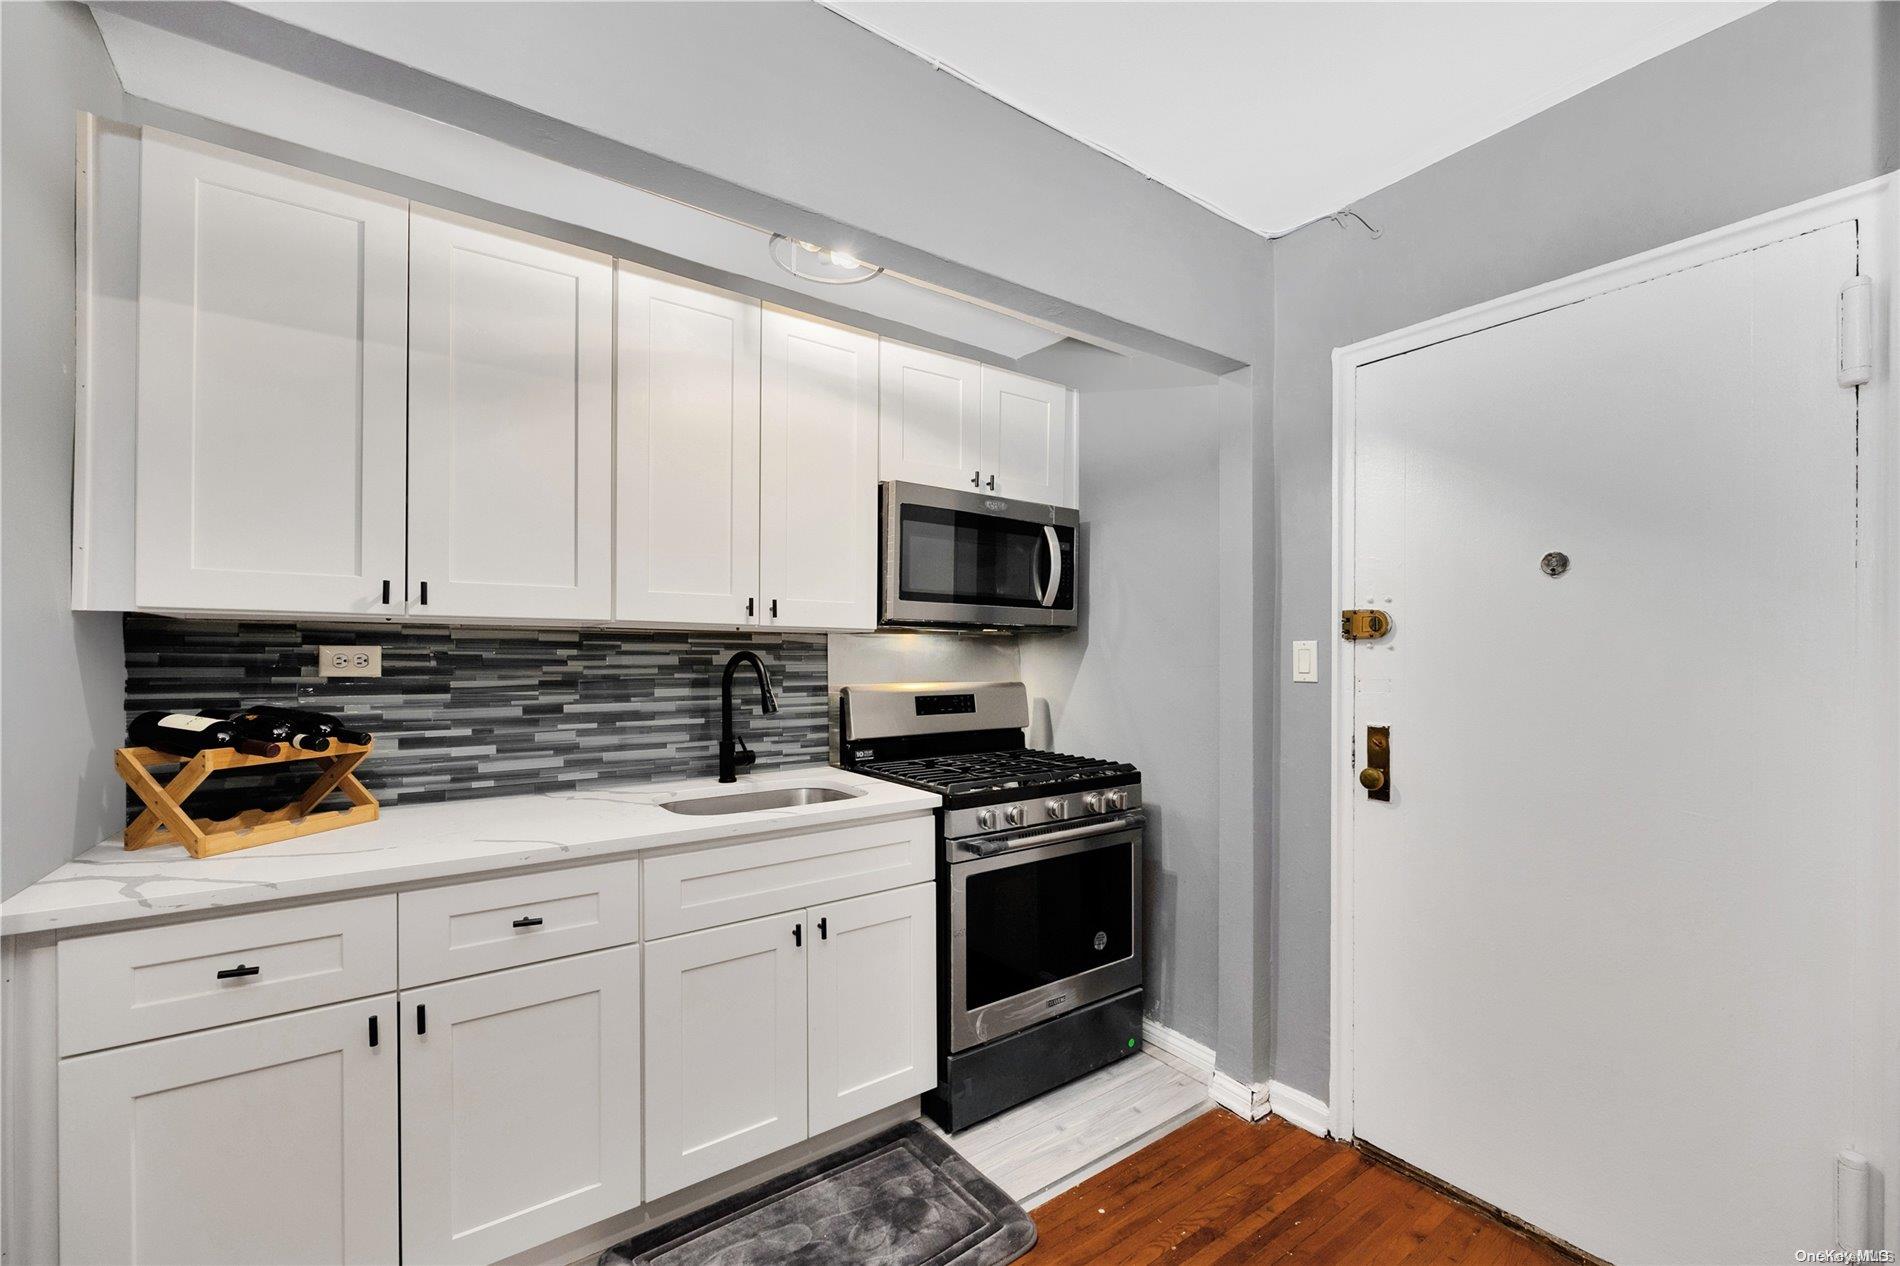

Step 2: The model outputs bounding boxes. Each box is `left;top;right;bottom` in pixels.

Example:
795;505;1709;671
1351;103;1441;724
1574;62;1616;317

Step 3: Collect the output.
237;705;371;747
128;711;279;758
229;710;332;753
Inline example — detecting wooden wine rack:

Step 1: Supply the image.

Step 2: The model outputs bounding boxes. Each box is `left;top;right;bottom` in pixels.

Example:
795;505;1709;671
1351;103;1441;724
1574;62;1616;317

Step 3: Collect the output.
115;740;379;859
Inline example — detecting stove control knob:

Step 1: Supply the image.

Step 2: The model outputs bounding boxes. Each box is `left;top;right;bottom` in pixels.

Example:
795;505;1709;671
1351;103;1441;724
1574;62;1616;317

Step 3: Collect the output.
1046;799;1069;821
975;809;997;832
1107;790;1129;812
1003;805;1025;828
1083;792;1104;814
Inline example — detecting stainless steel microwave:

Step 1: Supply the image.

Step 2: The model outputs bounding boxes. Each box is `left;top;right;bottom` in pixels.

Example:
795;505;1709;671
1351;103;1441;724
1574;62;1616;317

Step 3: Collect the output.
879;481;1079;629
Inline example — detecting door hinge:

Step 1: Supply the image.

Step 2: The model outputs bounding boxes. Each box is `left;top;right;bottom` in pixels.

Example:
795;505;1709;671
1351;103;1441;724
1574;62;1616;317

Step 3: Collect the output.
1839;276;1873;388
1341;609;1393;641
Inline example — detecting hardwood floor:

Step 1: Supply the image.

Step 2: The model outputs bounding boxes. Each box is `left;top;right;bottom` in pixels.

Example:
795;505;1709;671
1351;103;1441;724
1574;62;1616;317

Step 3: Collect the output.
1019;1109;1578;1265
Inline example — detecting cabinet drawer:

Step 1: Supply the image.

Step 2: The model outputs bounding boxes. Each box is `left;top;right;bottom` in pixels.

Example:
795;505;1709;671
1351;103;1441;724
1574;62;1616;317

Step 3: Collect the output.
57;895;396;1056
643;815;934;939
398;861;639;987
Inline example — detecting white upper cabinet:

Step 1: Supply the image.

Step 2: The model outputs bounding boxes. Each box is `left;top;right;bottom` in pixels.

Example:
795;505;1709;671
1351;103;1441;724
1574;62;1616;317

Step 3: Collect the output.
760;307;880;631
407;207;614;621
399;947;641;1265
59;996;399;1266
807;884;937;1135
616;263;763;625
984;366;1074;507
134;132;408;614
879;342;1074;507
878;341;986;493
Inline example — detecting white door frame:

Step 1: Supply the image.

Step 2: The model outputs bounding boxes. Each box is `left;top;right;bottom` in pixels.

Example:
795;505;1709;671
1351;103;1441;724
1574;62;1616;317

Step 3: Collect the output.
1329;174;1900;1239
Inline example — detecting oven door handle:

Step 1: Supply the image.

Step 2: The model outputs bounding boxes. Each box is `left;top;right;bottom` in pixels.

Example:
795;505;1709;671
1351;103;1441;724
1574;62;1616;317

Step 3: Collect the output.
956;811;1143;858
1036;525;1063;608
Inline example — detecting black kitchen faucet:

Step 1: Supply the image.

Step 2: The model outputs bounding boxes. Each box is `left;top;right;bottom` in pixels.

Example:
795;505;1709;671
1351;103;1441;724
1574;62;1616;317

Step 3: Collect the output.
718;651;779;782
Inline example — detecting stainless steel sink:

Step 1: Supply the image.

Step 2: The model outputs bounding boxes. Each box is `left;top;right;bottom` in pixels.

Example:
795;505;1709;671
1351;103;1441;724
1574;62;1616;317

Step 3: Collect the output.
659;786;863;816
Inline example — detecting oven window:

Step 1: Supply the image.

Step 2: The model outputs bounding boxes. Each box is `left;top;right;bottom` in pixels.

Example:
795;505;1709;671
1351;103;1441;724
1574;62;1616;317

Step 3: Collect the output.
964;839;1134;1009
897;505;1049;609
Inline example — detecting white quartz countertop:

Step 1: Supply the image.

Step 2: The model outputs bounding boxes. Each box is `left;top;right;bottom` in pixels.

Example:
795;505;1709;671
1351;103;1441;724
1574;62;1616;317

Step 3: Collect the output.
0;766;937;937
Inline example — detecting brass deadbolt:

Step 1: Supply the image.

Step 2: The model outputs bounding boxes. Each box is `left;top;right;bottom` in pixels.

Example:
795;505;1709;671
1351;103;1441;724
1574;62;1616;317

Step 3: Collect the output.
1342;609;1393;641
1359;766;1386;791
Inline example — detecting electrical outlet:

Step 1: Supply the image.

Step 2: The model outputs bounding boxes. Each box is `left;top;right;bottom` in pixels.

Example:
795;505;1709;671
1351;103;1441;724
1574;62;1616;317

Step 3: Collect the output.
317;645;381;678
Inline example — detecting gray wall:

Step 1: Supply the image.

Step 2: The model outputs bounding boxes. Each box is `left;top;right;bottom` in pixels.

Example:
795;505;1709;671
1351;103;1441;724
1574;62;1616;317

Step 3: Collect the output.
1021;383;1226;1048
1269;0;1900;1099
100;0;1266;373
1;2;126;899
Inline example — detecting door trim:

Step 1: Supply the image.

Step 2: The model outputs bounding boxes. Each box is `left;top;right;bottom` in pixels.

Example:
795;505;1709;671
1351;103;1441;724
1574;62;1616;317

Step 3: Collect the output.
1326;173;1900;1236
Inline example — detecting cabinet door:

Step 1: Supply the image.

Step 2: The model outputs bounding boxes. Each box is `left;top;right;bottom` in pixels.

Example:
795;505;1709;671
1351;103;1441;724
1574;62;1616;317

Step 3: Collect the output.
878;340;986;492
135;131;407;615
58;996;398;1265
808;883;938;1134
644;912;807;1197
984;366;1074;508
760;307;879;630
400;946;641;1265
616;262;762;625
407;207;614;620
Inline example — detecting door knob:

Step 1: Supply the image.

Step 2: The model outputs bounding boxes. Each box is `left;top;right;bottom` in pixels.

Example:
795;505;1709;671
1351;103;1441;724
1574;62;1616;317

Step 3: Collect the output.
1358;767;1386;791
1361;725;1391;801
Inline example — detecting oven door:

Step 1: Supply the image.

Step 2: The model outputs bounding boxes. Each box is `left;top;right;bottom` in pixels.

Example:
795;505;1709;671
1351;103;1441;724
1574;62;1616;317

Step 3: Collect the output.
881;481;1079;628
947;820;1142;1052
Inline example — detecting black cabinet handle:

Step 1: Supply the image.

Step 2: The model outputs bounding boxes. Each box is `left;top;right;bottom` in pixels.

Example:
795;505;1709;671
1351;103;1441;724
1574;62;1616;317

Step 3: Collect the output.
971;470;981;487
419;580;429;606
368;1015;380;1048
817;917;828;941
792;922;802;948
986;475;996;491
511;916;544;929
381;579;391;605
416;1004;427;1035
770;599;778;619
216;964;260;980
746;597;755;618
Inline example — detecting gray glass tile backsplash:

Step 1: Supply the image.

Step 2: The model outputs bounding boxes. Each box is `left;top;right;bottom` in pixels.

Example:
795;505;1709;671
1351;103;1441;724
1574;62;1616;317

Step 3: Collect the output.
122;615;829;822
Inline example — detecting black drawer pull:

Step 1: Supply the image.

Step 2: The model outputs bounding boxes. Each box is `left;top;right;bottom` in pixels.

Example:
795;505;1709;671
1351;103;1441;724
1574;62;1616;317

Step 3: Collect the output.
512;916;544;929
416;1004;427;1035
792;922;802;948
216;964;261;980
381;579;391;605
368;1015;379;1048
419;580;429;605
817;917;828;941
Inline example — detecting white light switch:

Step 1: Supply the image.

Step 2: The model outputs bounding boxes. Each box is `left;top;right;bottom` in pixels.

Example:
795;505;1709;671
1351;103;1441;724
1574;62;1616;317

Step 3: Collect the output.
1292;640;1319;683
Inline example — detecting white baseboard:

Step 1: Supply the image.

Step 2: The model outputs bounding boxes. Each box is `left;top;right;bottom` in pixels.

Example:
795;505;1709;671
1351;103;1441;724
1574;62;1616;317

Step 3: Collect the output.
1266;1080;1331;1138
1210;1070;1270;1121
1142;1021;1330;1137
1140;1019;1215;1084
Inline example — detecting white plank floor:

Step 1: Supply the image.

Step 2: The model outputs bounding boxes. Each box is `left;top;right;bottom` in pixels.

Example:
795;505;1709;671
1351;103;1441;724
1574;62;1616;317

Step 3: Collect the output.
932;1051;1212;1208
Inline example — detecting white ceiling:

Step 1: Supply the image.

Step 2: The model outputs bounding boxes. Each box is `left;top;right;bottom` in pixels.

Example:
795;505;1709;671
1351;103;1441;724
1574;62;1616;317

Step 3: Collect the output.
826;1;1763;236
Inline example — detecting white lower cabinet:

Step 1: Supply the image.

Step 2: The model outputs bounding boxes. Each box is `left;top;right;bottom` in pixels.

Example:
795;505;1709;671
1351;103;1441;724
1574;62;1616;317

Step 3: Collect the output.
807;884;938;1134
399;945;642;1265
643;881;938;1198
643;911;809;1199
58;995;400;1266
44;823;938;1265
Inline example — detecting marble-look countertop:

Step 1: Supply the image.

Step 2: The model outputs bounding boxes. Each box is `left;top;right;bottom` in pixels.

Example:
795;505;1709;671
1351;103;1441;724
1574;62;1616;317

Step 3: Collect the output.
0;766;938;937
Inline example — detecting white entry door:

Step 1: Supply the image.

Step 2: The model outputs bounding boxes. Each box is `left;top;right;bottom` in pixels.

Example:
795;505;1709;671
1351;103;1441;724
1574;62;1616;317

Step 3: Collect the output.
1348;218;1872;1262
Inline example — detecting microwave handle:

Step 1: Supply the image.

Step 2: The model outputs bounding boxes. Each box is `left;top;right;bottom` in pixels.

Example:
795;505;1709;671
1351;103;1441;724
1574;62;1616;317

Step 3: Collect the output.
1038;526;1063;608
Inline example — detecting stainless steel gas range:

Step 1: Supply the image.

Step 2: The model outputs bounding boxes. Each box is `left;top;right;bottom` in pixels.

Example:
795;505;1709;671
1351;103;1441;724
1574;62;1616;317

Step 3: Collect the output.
838;680;1144;1132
